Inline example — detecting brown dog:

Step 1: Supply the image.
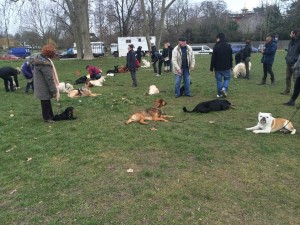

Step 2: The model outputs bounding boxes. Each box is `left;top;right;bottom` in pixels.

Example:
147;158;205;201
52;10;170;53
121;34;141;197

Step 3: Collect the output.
68;77;100;98
126;99;173;125
118;66;128;73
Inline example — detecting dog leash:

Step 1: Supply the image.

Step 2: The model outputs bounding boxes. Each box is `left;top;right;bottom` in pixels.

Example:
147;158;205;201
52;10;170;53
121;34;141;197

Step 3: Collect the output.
282;107;299;129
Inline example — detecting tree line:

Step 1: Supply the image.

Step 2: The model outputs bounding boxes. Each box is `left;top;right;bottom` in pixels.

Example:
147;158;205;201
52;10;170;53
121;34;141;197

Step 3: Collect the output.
0;0;299;60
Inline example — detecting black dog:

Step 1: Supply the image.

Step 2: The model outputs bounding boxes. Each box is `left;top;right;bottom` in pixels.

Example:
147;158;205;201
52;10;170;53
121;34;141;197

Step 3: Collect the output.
53;107;76;121
74;76;87;85
183;99;234;113
180;81;192;96
106;66;119;74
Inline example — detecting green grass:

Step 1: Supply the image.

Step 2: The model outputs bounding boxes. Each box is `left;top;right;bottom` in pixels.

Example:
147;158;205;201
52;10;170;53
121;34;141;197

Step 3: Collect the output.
0;52;299;224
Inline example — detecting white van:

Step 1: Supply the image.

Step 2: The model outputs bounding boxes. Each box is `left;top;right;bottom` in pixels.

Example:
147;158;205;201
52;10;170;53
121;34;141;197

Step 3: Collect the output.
191;45;213;55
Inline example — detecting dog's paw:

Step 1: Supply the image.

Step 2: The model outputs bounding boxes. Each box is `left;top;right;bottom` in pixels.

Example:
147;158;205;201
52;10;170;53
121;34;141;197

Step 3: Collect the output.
253;130;261;134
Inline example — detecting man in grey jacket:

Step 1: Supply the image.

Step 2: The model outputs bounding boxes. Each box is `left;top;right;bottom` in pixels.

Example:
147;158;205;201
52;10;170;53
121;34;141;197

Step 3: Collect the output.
281;29;300;95
172;37;195;98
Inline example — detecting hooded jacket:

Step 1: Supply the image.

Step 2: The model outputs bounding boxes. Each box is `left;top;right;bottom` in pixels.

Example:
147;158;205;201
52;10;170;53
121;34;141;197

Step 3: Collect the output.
33;54;57;100
172;44;195;74
285;38;300;65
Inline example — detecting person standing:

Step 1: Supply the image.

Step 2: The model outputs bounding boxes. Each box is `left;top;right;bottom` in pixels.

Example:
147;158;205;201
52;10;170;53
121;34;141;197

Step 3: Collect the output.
283;55;300;106
136;46;142;64
172;37;195;98
243;39;252;79
167;42;174;72
126;44;137;87
34;44;60;123
162;43;170;72
281;29;300;95
258;35;277;85
210;33;233;98
21;57;35;94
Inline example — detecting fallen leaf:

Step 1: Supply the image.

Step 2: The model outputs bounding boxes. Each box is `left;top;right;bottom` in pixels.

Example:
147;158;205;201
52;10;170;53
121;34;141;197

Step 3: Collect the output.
150;127;157;131
208;121;215;124
10;114;14;117
27;157;32;162
6;145;16;152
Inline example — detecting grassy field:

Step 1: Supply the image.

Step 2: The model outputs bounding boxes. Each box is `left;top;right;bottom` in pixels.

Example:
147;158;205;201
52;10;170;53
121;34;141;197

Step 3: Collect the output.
0;52;299;224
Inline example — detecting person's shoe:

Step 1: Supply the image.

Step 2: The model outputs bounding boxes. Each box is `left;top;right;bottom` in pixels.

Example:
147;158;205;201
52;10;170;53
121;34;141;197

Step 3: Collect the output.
271;80;276;85
44;119;55;123
216;94;223;98
257;80;266;85
283;100;295;106
175;95;180;98
280;91;290;95
221;88;227;98
155;74;161;77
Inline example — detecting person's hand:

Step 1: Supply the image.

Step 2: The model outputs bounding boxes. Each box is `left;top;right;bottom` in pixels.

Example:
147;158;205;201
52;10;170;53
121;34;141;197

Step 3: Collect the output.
190;66;194;71
177;69;182;75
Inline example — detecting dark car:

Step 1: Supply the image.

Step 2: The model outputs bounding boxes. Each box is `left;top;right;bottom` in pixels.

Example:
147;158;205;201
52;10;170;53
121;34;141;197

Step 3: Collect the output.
231;44;258;54
0;54;21;60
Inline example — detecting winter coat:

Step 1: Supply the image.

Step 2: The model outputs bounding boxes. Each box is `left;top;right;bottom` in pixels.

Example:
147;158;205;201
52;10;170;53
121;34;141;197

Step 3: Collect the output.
136;48;142;62
126;50;136;71
33;54;57;100
210;41;233;71
21;61;34;79
261;39;277;65
151;51;163;63
168;46;173;59
172;44;195;74
162;48;169;59
294;55;300;78
243;44;252;60
285;38;300;65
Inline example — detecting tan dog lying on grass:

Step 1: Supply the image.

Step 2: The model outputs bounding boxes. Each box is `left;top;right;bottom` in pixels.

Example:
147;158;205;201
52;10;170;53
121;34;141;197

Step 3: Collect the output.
246;112;296;134
68;77;101;98
126;99;173;125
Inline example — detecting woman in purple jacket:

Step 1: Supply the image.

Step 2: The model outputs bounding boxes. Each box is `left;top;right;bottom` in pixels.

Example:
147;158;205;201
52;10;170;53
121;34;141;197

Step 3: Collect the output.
21;58;34;94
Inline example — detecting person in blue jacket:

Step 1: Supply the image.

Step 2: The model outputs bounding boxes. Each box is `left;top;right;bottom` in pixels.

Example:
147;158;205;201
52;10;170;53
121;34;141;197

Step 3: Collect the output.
126;44;137;87
258;35;277;85
21;57;34;93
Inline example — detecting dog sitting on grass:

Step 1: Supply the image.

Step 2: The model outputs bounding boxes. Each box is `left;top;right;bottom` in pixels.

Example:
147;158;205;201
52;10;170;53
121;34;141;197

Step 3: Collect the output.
53;107;76;121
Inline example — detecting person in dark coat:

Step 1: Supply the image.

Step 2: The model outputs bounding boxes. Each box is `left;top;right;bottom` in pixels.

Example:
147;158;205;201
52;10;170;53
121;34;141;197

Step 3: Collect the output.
210;33;233;98
281;29;300;95
167;43;174;71
21;57;34;94
126;44;137;87
0;67;20;92
243;39;252;79
136;46;142;64
258;35;277;85
34;44;60;123
151;45;164;76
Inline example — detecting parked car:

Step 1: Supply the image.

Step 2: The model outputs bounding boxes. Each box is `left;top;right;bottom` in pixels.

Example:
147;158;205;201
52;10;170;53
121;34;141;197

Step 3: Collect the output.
0;54;20;60
191;45;213;54
231;44;259;54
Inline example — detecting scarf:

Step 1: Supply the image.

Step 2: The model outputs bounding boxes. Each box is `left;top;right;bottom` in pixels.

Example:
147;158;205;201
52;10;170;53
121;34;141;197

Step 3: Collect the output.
49;58;60;101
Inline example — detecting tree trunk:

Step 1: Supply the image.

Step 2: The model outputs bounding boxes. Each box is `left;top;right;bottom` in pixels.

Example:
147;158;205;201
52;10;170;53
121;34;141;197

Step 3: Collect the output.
140;0;151;51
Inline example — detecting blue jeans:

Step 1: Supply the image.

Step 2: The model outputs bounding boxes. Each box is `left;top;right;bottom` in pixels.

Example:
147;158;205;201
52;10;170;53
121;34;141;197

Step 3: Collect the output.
91;73;101;80
215;70;231;95
175;69;190;97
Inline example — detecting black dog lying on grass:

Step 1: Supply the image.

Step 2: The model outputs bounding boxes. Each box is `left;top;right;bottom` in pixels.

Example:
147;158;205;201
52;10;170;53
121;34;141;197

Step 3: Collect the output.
53;107;77;121
183;99;235;113
106;65;119;74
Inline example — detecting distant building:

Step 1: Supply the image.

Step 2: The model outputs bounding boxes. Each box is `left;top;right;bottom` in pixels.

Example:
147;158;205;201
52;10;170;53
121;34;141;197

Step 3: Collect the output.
0;38;21;50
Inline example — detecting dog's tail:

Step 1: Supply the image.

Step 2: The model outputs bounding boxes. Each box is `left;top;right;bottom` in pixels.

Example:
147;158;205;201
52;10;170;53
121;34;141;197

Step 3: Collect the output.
183;107;193;113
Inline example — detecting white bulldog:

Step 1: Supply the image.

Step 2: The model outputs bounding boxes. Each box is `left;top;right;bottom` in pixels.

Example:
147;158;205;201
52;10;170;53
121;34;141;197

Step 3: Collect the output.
246;112;296;134
58;82;74;93
233;62;252;78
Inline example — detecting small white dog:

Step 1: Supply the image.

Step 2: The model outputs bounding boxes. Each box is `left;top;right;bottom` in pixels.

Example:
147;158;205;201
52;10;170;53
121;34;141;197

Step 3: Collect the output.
58;82;74;93
246;112;296;134
141;59;150;68
89;77;106;86
107;73;115;77
148;85;159;95
233;62;252;78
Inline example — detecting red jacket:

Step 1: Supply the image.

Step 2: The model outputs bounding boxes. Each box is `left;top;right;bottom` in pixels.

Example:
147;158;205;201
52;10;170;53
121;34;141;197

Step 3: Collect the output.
87;66;102;77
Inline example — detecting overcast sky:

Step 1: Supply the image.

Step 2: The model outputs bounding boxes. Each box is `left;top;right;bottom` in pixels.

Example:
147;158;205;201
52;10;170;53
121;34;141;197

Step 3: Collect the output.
190;0;263;12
